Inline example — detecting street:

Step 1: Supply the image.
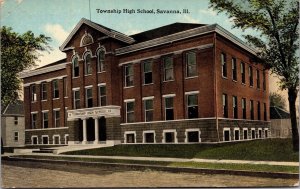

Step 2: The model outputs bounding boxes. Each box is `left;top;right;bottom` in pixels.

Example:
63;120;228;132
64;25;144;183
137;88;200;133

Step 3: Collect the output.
1;161;298;188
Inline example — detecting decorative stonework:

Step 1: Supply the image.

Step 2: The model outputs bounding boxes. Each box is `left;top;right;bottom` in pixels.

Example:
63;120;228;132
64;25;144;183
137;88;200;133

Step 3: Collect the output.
67;106;121;120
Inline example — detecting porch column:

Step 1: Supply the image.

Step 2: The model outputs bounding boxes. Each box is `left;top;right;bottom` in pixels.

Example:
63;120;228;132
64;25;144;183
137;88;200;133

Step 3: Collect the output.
82;118;87;144
94;117;99;144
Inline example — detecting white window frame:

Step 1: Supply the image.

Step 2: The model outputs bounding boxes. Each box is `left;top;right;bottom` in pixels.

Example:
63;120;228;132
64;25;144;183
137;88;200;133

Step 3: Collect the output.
163;56;174;81
264;128;269;138
125;99;135;123
223;128;231;142
124;64;134;87
53;135;61;145
258;128;262;138
251;128;256;139
162;129;178;143
234;128;240;141
14;132;19;142
186;51;197;78
42;110;49;129
84;52;92;76
143;97;154;122
31;112;37;129
85;86;93;108
64;134;69;145
31;135;38;145
41;135;49;145
186;92;199;119
124;131;136;144
143;130;156;143
243;128;248;140
98;83;106;106
163;94;175;121
73;88;80;109
185;128;201;143
53;108;60;128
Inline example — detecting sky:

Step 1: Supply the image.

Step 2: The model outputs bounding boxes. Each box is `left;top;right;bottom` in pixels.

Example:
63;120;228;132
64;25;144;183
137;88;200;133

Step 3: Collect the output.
1;0;296;110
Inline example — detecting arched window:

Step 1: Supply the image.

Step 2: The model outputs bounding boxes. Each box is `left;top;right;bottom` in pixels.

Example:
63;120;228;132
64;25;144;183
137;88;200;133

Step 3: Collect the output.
97;48;105;72
84;53;92;75
80;33;93;46
72;56;79;77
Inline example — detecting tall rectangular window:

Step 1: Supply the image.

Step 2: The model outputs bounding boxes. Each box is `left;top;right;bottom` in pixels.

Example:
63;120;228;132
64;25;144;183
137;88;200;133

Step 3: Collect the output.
232;58;237;81
126;101;135;123
165;96;174;120
187;94;198;119
221;53;227;77
85;54;92;75
124;64;134;87
263;72;266;90
257;101;261;120
14;132;19;142
163;57;174;81
264;103;267;121
54;109;60;127
98;85;106;106
63;77;68;97
42;111;49;128
249;66;253;86
31;85;37;102
53;80;59;98
241;62;245;84
233;96;238;119
250;100;254;120
256;69;260;89
186;52;197;78
97;49;105;72
85;87;93;108
41;82;47;100
222;94;228;118
73;89;80;109
31;113;37;129
14;116;18;125
143;60;152;84
65;108;68;127
242;98;246;119
72;57;79;77
144;99;153;122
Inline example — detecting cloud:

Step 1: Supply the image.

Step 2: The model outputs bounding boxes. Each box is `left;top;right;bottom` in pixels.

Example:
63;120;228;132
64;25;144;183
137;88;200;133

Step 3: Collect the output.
36;48;66;68
181;15;199;23
0;0;5;7
199;8;217;16
16;0;22;4
44;24;69;44
125;29;142;35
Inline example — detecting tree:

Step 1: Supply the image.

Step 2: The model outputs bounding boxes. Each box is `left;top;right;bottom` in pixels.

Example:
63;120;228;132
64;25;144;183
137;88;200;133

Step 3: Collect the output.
269;92;286;109
1;26;52;107
209;0;299;151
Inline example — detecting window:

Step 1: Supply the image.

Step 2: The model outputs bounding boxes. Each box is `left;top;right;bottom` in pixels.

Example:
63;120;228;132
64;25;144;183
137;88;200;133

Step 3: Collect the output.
265;129;268;138
42;111;49;128
187;131;200;143
85;53;92;75
144;132;155;143
53;80;59;99
187;94;198;119
143;60;152;84
232;58;237;81
14;116;18;125
54;109;60;128
256;69;260;89
186;51;197;77
164;96;174;120
222;94;228;118
163;56;174;81
42;136;49;144
31;113;37;129
221;53;227;77
53;136;60;144
257;101;261;120
126;133;135;143
65;108;68;127
233;96;238;119
41;82;47;100
85;87;93;108
251;129;256;139
243;129;248;140
264;103;267;121
263;72;266;90
72;56;79;77
234;129;240;140
241;62;245;84
63;77;67;97
164;132;175;143
81;34;93;46
144;99;153;122
250;100;254;120
73;89;80;109
249;66;253;86
14;132;19;142
224;129;230;141
126;101;135;123
31;85;37;102
32;136;38;144
98;85;106;106
124;64;134;87
97;48;105;72
242;98;246;119
258;129;262;138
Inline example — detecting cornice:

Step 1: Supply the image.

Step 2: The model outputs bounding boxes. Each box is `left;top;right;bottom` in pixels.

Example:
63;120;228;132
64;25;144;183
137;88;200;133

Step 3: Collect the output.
19;63;67;79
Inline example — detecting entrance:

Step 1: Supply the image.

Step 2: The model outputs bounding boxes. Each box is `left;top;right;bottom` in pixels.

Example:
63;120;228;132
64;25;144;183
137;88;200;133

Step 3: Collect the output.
99;117;106;141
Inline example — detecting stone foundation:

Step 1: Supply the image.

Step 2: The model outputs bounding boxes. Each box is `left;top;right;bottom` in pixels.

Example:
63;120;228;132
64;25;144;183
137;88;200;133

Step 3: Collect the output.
25;128;69;145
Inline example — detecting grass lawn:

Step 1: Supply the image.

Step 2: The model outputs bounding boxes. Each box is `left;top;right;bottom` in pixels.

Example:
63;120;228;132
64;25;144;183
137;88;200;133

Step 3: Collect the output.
12;155;299;173
64;138;299;162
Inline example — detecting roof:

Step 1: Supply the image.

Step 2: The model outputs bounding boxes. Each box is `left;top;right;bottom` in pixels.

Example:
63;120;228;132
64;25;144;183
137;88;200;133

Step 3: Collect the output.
130;23;205;43
36;58;67;69
2;100;24;116
270;106;290;119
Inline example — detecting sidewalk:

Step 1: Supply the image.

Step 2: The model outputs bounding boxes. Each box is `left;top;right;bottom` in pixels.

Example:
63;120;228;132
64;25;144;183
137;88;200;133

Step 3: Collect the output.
4;152;299;167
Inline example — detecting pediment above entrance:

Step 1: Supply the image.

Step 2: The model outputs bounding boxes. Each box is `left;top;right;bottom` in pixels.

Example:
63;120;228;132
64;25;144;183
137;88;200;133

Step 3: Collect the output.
67;106;121;120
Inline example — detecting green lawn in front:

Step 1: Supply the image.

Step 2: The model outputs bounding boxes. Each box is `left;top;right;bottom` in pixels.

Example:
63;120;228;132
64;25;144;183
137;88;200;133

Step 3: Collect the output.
64;138;299;162
12;155;299;173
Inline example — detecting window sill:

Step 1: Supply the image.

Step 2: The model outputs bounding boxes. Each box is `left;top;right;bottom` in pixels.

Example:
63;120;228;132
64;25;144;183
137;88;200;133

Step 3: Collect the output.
41;100;47;102
232;80;237;83
72;76;79;79
85;74;92;76
124;86;134;89
97;71;106;74
143;83;154;86
185;76;198;80
162;79;175;83
64;96;68;98
241;83;246;86
31;101;37;103
222;76;228;79
53;98;60;100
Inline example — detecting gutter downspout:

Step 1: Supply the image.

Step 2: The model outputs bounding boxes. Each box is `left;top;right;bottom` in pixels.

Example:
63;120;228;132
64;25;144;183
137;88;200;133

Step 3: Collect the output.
213;33;220;142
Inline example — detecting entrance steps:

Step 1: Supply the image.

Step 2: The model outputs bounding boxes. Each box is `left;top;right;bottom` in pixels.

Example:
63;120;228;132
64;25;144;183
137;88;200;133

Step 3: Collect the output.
52;144;114;154
32;148;56;154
